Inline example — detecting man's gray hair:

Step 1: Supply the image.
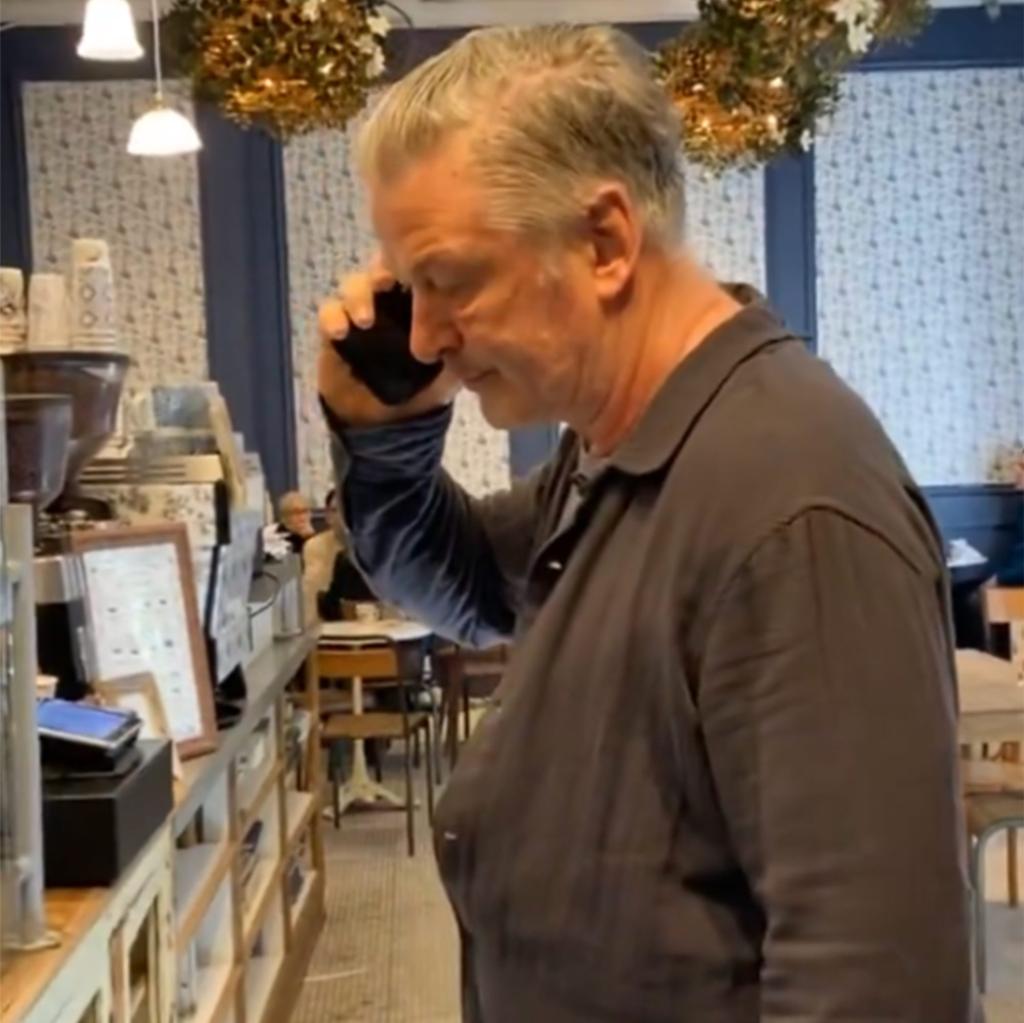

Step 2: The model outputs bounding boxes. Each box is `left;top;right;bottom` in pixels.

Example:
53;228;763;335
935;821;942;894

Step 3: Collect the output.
357;24;684;246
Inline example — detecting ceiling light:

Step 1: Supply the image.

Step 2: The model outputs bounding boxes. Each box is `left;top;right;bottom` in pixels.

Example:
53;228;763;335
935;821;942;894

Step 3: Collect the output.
127;100;202;156
126;0;202;157
78;0;144;61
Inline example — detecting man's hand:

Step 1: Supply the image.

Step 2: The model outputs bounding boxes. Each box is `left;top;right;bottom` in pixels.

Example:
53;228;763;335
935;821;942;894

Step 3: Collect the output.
317;257;459;426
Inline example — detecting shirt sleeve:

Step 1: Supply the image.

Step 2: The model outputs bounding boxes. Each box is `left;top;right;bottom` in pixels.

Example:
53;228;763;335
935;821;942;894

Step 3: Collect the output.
327;403;547;647
699;507;979;1022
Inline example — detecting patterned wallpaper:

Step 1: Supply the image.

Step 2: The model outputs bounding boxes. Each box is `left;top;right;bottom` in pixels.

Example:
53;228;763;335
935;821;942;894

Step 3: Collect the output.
17;68;1020;493
22;81;208;397
282;120;766;500
815;68;1024;485
684;165;766;290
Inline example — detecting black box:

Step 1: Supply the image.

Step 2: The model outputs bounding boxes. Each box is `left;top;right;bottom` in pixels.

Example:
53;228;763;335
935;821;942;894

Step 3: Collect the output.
43;739;174;887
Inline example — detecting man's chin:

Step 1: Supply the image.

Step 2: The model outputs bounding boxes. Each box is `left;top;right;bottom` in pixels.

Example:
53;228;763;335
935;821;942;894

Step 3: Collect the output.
473;382;540;430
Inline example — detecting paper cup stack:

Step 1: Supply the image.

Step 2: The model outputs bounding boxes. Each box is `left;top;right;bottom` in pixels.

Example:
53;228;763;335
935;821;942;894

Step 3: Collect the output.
27;272;71;349
4;240;124;354
0;267;28;353
69;238;119;352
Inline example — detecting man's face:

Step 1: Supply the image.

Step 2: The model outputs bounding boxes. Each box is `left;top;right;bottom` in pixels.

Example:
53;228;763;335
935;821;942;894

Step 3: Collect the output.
283;503;313;537
369;136;608;429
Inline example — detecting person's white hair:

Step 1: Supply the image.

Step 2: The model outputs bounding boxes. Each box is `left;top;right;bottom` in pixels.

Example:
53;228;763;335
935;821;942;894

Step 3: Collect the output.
357;24;684;246
278;490;309;515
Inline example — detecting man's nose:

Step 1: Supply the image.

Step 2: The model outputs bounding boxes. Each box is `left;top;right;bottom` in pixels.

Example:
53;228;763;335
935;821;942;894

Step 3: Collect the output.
409;291;458;364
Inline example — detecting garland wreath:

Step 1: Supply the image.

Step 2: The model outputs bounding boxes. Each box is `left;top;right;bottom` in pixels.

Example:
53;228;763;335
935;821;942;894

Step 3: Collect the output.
165;0;929;168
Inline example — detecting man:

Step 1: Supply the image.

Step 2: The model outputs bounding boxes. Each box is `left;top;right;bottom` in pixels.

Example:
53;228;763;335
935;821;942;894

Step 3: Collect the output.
276;489;315;553
317;24;978;1022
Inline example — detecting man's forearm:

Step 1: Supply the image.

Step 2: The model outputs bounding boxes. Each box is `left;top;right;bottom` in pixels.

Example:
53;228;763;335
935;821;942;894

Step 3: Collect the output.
327;403;527;647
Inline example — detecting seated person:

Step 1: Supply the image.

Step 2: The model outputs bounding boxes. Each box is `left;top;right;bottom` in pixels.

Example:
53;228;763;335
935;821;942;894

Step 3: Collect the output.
277;490;315;553
303;489;377;623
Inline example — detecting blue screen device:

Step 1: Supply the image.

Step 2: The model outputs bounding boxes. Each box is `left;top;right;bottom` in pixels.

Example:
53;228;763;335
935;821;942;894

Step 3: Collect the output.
37;698;141;751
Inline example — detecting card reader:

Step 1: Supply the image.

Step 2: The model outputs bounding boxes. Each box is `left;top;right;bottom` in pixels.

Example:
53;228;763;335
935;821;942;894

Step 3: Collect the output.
37;698;141;773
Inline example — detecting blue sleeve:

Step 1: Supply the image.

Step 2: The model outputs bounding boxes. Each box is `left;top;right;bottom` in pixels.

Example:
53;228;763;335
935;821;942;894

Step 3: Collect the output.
327;403;546;648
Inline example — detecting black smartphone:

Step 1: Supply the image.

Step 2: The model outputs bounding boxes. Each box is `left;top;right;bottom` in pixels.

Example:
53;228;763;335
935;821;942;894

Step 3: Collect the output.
332;285;443;406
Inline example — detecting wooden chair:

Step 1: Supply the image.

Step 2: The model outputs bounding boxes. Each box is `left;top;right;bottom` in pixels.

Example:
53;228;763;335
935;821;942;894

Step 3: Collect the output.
978;586;1024;906
318;639;435;857
985;586;1024;677
966;790;1024;992
435;644;510;768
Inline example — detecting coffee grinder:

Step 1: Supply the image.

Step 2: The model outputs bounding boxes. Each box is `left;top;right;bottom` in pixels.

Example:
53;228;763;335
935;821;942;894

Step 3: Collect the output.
2;350;130;700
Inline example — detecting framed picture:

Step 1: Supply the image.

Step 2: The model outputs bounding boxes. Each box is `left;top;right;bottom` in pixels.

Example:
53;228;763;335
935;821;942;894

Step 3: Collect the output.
93;673;183;779
71;523;218;760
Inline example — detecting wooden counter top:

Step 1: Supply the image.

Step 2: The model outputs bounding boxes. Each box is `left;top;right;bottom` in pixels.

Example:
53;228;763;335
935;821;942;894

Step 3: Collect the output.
1;630;319;1023
1;887;108;1023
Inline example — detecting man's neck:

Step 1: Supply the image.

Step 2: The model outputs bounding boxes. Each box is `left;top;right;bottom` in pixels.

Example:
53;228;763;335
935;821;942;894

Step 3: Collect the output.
582;255;741;456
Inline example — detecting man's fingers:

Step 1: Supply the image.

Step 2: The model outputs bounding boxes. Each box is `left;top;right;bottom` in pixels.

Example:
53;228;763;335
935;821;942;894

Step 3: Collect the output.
339;272;378;330
367;252;397;293
318;297;351;342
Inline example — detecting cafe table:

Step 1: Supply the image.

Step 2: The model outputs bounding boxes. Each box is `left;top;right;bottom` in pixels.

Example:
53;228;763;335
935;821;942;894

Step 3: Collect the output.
317;618;433;815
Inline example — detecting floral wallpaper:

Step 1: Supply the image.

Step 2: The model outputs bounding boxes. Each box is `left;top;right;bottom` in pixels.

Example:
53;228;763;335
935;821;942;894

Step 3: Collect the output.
684;165;766;290
815;68;1024;484
282;120;766;500
22;81;208;397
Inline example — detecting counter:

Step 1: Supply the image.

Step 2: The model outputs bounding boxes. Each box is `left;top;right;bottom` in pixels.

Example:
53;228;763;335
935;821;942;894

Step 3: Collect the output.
1;629;324;1023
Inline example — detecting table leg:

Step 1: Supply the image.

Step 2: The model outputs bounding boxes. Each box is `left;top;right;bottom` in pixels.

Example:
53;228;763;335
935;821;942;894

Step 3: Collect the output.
324;675;407;818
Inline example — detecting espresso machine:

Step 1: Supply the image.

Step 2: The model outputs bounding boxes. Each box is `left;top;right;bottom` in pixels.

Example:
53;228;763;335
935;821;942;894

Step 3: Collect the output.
2;350;130;700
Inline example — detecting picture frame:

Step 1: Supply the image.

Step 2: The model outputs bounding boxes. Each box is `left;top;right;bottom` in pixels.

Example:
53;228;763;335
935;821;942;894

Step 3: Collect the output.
71;523;218;760
93;673;183;780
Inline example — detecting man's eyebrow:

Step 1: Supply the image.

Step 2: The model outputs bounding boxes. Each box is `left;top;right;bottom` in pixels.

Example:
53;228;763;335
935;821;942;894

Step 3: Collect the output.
409;252;455;277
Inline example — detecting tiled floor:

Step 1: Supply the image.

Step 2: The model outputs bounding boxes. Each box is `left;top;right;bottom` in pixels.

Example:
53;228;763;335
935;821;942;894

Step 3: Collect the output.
293;757;1024;1022
292;777;460;1023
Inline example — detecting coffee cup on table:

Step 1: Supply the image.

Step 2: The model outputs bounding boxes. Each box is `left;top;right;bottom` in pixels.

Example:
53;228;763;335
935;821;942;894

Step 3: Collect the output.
354;602;382;624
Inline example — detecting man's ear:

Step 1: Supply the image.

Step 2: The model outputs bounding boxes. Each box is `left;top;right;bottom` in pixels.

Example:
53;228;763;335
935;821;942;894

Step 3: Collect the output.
584;183;642;303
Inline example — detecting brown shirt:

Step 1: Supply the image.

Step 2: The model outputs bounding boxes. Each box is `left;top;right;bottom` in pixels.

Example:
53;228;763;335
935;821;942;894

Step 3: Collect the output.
329;296;978;1021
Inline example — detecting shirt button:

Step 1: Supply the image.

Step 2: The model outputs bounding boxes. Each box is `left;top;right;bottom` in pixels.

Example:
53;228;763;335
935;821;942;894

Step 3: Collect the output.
547;559;563;572
443;831;458;842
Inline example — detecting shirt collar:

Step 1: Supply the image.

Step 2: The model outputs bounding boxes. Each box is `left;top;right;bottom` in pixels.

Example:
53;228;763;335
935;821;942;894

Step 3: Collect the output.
604;286;796;477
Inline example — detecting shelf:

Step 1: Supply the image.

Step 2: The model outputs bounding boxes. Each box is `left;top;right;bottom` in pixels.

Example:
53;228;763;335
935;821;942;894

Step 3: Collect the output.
193;963;238;1023
241;860;282;951
244;955;284;1023
175;841;236;947
239;765;283;837
284;791;316;852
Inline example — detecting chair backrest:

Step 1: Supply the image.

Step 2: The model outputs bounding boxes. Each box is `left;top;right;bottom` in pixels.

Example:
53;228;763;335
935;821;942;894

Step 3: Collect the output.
317;638;426;684
985;586;1024;675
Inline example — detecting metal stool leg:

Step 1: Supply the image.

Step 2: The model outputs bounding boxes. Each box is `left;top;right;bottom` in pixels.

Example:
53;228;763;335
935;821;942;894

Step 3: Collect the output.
971;828;989;993
403;736;415;858
1008;828;1019;908
424;722;435;824
331;754;341;830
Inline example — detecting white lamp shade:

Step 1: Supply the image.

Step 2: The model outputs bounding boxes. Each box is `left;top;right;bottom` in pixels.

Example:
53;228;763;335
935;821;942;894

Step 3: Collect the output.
77;0;144;61
127;103;202;157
